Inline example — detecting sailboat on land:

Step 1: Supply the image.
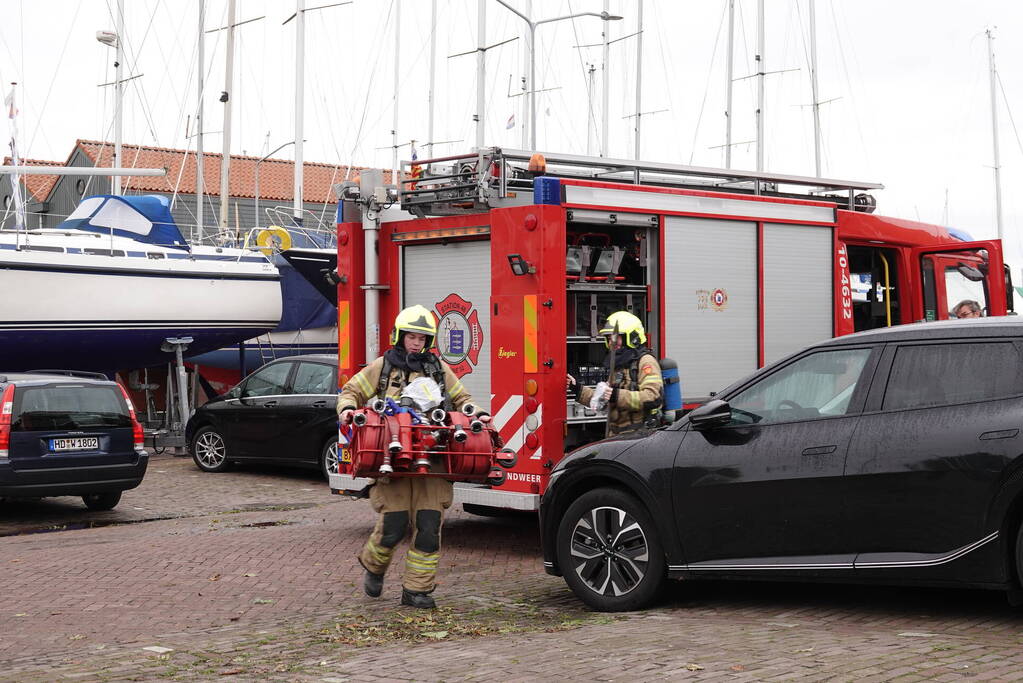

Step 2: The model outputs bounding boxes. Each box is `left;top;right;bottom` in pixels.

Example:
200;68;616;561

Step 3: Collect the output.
0;193;281;371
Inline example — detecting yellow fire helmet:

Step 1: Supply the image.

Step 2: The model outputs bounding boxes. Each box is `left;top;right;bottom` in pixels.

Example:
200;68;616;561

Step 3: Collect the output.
390;304;438;348
599;310;647;348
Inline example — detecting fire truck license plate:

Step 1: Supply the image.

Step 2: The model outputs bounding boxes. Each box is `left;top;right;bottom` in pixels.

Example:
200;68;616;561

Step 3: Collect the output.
340;447;352;464
49;437;99;452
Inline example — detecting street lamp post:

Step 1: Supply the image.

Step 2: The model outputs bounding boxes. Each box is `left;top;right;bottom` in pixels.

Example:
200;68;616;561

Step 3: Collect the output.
495;1;622;150
254;141;297;229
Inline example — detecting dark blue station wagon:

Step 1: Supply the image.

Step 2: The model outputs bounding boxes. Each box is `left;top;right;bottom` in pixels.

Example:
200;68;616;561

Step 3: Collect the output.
0;371;148;510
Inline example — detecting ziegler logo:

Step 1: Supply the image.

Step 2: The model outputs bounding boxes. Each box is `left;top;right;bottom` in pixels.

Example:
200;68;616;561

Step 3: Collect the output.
433;293;483;378
498;347;517;359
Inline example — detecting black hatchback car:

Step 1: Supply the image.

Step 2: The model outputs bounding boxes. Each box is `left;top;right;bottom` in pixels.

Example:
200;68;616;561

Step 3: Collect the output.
186;355;339;478
0;371;148;510
541;318;1023;611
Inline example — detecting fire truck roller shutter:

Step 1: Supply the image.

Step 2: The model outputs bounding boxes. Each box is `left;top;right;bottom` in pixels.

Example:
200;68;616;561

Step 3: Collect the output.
763;224;833;364
401;241;492;413
664;216;758;398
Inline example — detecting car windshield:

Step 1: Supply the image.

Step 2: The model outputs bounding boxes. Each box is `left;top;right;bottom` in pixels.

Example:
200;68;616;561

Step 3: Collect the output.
12;384;131;431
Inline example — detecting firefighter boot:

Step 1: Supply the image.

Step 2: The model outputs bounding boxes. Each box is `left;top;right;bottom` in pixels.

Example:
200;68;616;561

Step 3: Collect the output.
400;588;436;609
363;566;384;598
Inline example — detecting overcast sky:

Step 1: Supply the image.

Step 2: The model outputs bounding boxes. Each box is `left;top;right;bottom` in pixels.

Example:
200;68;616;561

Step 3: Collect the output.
2;0;1022;270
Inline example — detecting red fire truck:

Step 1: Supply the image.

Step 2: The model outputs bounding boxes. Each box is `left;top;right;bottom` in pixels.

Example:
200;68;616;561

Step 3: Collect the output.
328;148;1013;511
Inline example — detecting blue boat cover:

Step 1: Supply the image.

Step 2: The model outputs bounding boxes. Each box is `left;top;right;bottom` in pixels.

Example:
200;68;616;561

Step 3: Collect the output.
276;258;336;331
56;194;188;248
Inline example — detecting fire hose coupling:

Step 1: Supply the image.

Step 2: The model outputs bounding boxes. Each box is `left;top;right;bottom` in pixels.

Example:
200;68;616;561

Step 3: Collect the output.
461;403;478;417
430;408;447;424
370;398;387;414
469;419;484;434
352;412;369;427
452;425;468;443
495;448;517;469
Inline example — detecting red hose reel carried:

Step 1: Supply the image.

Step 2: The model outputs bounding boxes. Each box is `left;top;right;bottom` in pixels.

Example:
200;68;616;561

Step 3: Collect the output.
343;400;516;485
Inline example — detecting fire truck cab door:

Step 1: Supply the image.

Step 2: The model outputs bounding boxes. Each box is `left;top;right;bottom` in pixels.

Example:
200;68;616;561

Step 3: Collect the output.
910;240;1006;322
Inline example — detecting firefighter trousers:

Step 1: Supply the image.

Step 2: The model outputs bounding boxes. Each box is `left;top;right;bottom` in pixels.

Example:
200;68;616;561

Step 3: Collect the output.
359;476;454;593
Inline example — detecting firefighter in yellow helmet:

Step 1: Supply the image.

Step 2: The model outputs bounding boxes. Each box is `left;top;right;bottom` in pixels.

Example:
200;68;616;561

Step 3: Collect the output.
337;304;489;608
568;311;664;435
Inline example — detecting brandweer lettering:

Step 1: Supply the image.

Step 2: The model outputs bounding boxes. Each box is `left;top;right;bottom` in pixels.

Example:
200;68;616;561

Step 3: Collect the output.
507;472;542;483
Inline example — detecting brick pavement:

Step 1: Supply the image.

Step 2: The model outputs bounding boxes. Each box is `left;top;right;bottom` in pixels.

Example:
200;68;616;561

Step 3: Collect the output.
2;454;1023;681
0;453;332;537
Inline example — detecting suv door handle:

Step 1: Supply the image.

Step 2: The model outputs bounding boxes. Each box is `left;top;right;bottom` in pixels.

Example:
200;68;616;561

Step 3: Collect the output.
263;400;278;408
980;429;1019;440
312;400;328;408
802;445;837;456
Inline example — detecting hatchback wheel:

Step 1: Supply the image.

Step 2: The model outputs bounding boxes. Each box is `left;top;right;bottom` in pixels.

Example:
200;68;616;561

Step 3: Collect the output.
82;491;121;511
556;487;666;612
320;435;340;480
191;426;232;473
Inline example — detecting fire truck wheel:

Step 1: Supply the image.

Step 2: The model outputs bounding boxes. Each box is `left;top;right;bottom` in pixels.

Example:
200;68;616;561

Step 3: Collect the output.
320;435;340;480
556;487;666;612
190;426;233;473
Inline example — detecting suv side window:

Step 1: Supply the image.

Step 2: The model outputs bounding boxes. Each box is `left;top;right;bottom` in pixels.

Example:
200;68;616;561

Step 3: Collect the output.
882;342;1023;411
243;362;293;397
291;362;336;395
728;348;873;425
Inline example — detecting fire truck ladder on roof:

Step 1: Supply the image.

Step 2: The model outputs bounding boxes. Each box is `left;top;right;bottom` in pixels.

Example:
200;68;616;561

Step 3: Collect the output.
399;147;884;217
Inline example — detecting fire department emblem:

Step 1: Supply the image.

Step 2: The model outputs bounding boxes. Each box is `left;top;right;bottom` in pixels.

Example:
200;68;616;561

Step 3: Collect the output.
433;293;483;378
711;288;729;311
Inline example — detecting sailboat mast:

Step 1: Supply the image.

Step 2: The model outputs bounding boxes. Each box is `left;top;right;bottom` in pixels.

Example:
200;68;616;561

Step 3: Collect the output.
725;0;734;169
809;0;822;177
392;0;401;178
196;0;205;240
755;0;765;172
987;28;1003;242
633;0;643;160
427;0;436;159
521;0;532;149
219;0;236;230
475;0;486;149
600;0;609;157
113;0;124;196
295;0;305;225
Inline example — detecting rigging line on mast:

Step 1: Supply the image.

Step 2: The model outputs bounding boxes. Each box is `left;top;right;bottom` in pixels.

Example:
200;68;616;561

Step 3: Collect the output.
996;72;1023;160
689;1;729;165
565;2;601;152
827;0;869;171
25;0;84;156
345;0;395;169
650;0;680;158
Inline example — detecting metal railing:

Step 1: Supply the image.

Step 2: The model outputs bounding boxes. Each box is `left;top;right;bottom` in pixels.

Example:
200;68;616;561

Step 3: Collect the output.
399;147;885;216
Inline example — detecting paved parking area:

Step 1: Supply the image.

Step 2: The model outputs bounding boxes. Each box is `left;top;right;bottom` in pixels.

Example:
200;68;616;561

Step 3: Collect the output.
2;453;1023;681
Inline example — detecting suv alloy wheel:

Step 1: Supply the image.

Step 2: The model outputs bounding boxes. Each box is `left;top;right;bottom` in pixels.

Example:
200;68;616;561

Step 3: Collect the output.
556;487;666;612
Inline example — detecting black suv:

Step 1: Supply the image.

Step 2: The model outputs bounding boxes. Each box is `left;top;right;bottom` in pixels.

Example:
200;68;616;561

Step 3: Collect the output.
541;318;1023;611
0;371;148;510
185;355;339;479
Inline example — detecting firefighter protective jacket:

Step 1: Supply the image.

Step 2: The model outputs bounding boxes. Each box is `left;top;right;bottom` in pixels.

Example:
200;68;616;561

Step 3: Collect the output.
578;353;664;433
336;356;473;415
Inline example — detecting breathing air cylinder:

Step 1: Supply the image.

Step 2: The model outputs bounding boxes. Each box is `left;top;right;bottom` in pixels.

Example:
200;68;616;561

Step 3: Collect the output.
660;357;682;413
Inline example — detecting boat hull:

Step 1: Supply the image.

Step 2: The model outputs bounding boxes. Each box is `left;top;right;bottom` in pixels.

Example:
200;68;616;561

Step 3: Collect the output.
0;263;281;371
